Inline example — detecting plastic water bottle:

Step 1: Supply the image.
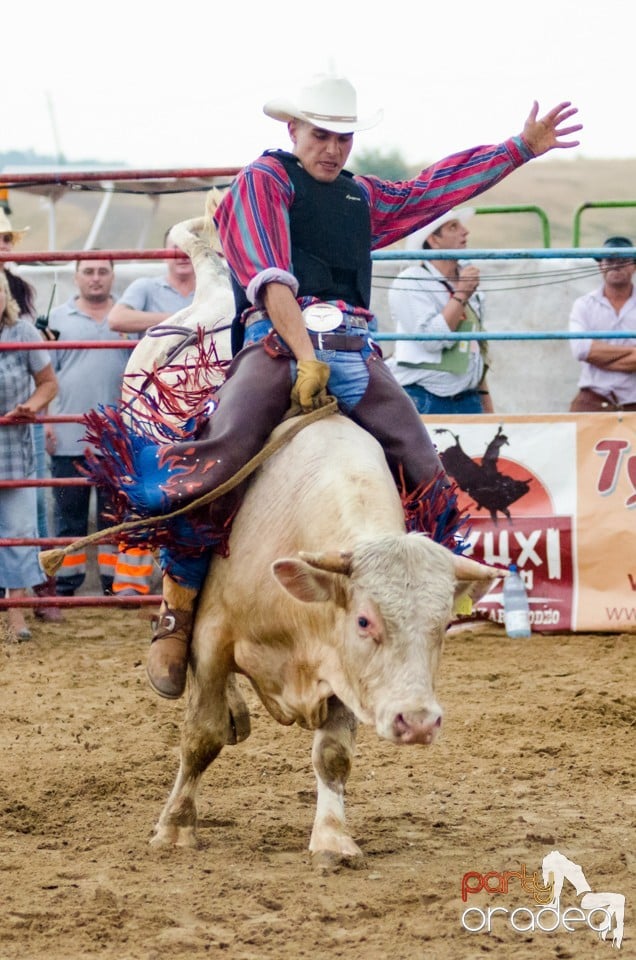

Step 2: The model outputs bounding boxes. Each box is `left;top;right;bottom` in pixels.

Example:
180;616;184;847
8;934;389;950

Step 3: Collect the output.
503;564;531;638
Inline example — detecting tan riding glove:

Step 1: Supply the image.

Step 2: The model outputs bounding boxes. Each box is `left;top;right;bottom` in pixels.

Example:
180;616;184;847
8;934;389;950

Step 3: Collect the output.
290;360;331;413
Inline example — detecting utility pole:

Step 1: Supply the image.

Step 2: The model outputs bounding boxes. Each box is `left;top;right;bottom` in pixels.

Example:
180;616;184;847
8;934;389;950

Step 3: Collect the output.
46;91;65;164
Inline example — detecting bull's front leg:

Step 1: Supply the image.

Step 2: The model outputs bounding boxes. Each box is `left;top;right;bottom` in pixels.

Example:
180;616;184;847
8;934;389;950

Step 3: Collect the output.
310;696;361;870
151;663;234;849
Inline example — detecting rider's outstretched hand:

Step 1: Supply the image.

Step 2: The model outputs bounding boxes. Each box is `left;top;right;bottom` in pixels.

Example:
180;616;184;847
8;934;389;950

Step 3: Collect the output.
521;101;582;156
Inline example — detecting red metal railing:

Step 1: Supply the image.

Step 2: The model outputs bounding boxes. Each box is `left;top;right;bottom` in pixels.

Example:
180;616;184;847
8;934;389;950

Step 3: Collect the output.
0;335;158;613
0;163;243;613
0;248;187;265
1;167;240;186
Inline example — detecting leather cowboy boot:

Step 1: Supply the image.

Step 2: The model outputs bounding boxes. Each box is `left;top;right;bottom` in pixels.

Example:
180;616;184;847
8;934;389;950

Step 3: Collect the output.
131;341;294;515
147;575;198;699
349;353;446;490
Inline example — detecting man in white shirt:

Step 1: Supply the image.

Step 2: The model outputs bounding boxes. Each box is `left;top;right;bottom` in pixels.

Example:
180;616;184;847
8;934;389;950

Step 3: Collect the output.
387;208;493;414
569;235;636;412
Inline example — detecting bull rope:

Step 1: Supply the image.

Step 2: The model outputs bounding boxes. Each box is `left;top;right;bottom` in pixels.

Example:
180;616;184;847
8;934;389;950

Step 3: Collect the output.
39;398;338;577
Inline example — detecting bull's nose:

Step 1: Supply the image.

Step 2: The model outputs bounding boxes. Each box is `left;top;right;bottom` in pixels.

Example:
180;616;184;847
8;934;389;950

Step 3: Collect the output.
393;710;442;745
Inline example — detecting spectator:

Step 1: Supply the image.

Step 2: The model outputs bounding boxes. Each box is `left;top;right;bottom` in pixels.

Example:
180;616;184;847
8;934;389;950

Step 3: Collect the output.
569;236;636;411
0;212;60;620
0;271;58;641
47;257;154;598
108;231;196;334
387;208;493;414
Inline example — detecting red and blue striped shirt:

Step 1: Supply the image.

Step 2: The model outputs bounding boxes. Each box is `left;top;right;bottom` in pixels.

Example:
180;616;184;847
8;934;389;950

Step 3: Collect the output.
214;135;534;319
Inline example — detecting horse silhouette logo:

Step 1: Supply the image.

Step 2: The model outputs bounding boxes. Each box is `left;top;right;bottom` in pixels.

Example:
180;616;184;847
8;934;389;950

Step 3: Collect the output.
542;850;625;949
461;849;625;946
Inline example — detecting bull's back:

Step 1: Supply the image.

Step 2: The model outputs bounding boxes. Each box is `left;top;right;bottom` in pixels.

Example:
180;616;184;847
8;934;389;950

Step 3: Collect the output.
204;415;404;608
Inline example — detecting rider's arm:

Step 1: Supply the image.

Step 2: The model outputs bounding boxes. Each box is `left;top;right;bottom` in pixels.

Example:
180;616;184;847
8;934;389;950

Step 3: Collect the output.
262;283;316;361
214;155;297;303
361;101;580;249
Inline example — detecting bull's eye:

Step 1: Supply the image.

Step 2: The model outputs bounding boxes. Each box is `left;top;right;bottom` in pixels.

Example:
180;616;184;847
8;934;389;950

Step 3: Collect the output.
357;616;369;629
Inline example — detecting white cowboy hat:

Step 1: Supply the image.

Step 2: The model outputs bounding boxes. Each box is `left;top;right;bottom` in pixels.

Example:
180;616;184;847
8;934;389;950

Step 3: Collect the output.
405;207;475;250
263;74;382;134
0;209;30;243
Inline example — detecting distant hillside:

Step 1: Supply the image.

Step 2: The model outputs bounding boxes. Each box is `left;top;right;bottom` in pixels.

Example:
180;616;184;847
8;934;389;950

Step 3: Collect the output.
3;155;635;252
460;155;636;249
0;149;123;169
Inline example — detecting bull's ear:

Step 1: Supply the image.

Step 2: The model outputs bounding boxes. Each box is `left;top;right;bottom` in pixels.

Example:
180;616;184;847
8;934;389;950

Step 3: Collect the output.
272;558;341;604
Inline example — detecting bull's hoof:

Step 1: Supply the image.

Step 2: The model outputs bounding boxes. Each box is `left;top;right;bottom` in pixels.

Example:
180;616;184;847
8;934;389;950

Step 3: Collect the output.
311;850;366;873
150;823;199;849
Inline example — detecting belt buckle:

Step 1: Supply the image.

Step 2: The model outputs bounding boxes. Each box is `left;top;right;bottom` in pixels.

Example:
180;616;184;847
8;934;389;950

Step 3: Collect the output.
302;303;343;333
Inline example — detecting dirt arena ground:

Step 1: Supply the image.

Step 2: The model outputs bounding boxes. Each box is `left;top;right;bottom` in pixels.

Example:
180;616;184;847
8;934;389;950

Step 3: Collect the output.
0;606;633;960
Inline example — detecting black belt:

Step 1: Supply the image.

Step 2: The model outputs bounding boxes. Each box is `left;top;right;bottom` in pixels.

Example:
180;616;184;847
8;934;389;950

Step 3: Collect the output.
308;331;366;351
244;308;367;352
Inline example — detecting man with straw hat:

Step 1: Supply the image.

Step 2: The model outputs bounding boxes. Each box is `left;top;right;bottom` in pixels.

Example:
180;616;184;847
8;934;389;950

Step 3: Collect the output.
84;73;581;699
387;207;493;414
0;211;36;318
0;209;29;244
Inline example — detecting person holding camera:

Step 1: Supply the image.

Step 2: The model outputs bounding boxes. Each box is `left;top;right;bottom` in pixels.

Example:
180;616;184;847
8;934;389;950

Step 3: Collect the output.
0;213;65;620
0;271;58;640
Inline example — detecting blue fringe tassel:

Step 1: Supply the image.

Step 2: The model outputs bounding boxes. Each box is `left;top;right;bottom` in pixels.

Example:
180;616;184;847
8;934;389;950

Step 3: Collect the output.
400;469;471;555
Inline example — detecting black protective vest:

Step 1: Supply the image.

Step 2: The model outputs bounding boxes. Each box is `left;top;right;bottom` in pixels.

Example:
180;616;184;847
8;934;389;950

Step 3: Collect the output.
230;150;372;354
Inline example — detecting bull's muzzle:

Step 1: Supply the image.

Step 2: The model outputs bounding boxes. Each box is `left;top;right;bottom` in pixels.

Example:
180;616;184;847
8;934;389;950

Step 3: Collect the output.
392;708;442;745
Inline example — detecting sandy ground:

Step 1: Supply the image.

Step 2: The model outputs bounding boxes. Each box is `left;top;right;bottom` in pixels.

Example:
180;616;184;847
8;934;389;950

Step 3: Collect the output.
0;606;633;960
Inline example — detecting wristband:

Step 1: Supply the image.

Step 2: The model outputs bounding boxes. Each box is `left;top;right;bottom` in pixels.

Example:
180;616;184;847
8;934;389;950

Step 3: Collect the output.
451;294;467;305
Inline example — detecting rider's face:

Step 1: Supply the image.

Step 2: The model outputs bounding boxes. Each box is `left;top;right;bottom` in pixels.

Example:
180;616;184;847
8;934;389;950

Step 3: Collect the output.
289;121;354;183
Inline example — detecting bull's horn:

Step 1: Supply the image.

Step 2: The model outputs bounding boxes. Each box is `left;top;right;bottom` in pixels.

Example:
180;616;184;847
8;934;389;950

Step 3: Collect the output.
299;550;353;575
453;554;506;581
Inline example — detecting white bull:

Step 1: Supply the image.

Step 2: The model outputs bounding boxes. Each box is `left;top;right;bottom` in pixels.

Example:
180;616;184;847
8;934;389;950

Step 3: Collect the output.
152;412;501;867
122;195;234;438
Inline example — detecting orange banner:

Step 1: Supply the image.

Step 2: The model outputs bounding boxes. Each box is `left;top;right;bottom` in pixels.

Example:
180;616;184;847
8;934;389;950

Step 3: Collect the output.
424;413;636;633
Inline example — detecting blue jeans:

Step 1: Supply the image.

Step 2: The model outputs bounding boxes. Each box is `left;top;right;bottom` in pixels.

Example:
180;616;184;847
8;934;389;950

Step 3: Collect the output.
404;383;483;415
245;318;373;412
